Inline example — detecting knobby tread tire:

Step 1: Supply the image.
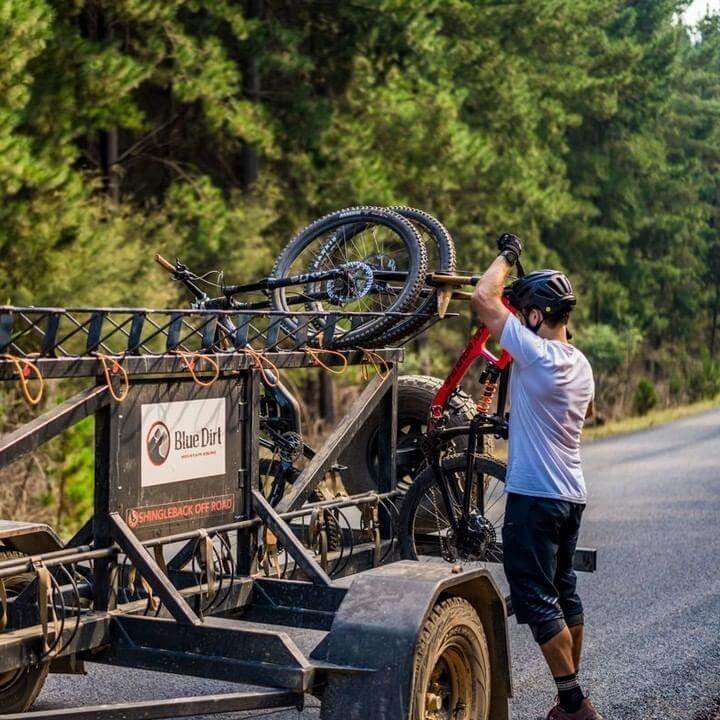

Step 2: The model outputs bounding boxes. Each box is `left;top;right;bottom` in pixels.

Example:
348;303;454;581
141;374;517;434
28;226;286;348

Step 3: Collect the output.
411;596;491;720
395;374;496;456
398;453;506;561
270;206;428;349
340;374;494;495
372;206;456;346
396;374;480;428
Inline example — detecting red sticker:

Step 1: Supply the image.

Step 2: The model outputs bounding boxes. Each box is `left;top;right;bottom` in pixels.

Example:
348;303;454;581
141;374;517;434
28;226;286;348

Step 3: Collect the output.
126;494;235;529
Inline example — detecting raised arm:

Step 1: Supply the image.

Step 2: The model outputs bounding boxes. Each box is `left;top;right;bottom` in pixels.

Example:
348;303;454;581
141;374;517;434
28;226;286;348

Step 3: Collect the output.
471;233;522;341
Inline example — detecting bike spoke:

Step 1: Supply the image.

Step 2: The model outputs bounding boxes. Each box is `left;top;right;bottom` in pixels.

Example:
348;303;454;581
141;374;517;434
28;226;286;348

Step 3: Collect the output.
411;465;506;565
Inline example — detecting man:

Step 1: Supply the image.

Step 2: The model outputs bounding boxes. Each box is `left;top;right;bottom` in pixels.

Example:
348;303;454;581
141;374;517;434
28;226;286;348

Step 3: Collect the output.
471;234;601;720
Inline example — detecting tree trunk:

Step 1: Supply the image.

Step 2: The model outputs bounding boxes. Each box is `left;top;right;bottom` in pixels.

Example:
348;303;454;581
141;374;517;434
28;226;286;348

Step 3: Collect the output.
95;7;120;202
711;281;719;357
99;128;119;202
318;373;336;425
241;0;262;188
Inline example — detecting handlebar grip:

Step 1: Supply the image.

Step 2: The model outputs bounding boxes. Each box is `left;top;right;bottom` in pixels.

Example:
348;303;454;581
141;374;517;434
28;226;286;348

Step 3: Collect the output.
154;254;176;274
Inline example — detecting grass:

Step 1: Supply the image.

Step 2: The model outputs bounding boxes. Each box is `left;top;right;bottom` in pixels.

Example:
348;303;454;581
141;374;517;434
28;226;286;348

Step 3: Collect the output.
584;395;720;442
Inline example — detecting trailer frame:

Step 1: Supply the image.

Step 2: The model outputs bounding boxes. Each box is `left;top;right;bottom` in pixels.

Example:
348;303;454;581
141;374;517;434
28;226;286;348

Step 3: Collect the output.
0;303;588;719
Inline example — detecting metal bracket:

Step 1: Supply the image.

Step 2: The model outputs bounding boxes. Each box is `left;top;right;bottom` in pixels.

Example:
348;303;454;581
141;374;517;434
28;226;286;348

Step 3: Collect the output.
0;689;300;720
109;513;201;625
252;491;331;586
276;370;396;512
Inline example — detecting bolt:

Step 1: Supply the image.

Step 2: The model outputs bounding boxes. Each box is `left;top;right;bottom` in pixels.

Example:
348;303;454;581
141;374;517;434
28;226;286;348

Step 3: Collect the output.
425;692;443;711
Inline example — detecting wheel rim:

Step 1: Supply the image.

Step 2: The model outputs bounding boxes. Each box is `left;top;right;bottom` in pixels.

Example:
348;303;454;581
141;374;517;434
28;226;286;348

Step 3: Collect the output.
410;465;505;564
276;218;420;346
424;636;475;719
381;208;456;344
366;416;427;492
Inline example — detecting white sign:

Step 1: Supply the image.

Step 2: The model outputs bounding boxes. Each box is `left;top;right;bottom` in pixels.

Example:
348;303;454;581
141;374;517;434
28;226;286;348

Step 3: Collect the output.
140;397;226;487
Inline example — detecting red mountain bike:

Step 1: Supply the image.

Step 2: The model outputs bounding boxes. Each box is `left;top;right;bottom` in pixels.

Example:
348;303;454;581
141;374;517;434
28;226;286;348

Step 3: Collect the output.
398;261;525;565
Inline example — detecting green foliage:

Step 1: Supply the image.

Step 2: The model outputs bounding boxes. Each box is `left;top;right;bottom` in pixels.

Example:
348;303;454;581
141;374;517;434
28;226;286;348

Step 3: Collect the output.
634;377;658;416
576;324;640;377
2;0;720;530
57;417;95;536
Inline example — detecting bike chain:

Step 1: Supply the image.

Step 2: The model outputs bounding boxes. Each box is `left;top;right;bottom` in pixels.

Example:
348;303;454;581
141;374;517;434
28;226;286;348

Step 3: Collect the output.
429;483;456;563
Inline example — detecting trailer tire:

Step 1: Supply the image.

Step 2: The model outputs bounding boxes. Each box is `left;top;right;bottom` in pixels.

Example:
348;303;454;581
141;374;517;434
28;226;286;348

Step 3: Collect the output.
0;551;49;712
411;597;491;720
341;375;493;495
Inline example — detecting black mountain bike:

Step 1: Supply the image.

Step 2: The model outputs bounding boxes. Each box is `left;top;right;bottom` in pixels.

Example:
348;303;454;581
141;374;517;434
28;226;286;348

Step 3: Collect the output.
158;205;457;505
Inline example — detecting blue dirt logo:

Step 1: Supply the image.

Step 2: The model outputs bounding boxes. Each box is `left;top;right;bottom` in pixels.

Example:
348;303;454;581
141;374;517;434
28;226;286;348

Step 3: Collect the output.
146;421;171;466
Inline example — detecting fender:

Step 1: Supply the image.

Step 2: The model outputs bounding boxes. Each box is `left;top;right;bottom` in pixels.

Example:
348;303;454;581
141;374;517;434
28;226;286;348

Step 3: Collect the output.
0;520;63;555
313;560;511;720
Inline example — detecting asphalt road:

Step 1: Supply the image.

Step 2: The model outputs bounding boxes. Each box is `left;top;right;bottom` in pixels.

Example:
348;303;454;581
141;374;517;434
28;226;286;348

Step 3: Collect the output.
35;408;720;719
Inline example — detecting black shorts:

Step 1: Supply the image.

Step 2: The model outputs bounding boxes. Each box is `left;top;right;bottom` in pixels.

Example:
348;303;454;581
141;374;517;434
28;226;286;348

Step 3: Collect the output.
502;492;585;632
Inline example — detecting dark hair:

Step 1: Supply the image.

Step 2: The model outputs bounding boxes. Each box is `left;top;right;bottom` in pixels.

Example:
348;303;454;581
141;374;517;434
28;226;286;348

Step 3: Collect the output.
540;308;570;328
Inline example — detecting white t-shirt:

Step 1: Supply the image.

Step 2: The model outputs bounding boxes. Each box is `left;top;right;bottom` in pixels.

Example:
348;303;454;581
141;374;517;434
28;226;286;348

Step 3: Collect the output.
499;313;594;504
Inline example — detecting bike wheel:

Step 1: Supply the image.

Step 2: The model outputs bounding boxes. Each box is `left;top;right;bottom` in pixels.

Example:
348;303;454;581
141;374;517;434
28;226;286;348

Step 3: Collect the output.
399;453;506;564
340;374;494;495
271;207;427;349
375;206;456;346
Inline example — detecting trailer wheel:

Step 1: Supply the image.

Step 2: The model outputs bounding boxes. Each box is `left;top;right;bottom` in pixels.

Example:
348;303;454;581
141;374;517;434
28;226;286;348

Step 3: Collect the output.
412;597;490;720
0;551;49;712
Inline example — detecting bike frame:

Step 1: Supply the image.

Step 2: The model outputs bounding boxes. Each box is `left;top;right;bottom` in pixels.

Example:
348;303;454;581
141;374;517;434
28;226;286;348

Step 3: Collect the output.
424;297;518;540
221;268;408;311
162;257;350;506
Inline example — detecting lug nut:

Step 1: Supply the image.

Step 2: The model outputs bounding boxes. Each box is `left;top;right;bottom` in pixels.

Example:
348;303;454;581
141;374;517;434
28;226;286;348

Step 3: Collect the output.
425;692;443;711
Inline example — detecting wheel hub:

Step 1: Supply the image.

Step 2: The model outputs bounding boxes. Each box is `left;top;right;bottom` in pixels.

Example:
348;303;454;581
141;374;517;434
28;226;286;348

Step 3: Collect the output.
424;649;472;719
326;261;374;304
457;513;496;559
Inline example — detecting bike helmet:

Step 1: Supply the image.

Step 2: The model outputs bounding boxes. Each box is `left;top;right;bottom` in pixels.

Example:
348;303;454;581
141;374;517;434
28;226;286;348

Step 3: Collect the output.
505;269;576;314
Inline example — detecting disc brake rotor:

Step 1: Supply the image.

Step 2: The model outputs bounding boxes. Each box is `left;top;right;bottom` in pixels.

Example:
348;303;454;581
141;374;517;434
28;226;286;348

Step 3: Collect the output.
457;513;497;561
326;261;374;305
363;253;396;271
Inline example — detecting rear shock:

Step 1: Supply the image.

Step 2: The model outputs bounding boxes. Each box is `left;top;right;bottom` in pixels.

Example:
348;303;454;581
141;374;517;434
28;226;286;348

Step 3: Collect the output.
476;365;501;415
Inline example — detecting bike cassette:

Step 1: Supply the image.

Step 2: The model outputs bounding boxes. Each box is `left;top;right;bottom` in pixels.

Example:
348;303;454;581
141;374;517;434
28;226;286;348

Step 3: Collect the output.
278;431;303;463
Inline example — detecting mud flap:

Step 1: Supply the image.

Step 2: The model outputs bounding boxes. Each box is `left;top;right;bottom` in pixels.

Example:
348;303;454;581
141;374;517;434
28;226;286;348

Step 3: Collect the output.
313;560;511;720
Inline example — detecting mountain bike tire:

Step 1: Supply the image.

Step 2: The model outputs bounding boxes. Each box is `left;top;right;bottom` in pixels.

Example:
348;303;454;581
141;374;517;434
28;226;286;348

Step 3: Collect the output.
373;206;456;346
270;206;428;349
398;453;506;564
340;374;494;495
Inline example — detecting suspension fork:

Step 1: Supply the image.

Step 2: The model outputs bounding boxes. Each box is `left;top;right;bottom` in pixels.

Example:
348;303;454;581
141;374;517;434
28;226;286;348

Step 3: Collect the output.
426;434;461;534
428;311;514;430
462;416;483;519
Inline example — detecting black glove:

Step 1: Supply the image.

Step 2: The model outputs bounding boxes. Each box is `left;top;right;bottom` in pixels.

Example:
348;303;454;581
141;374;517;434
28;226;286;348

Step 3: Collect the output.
496;233;522;266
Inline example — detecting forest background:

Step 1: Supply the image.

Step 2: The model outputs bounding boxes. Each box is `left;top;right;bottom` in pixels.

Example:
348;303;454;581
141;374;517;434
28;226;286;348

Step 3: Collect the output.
1;0;719;533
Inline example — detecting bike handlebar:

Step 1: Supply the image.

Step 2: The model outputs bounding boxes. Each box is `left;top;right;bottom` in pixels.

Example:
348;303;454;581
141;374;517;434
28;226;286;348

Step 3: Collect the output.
154;253;176;274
